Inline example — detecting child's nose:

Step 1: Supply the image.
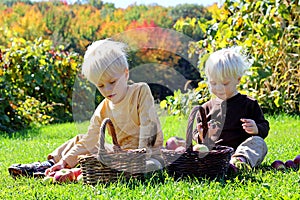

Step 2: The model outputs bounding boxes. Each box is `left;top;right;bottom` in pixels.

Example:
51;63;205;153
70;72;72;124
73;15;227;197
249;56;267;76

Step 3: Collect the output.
103;84;114;92
215;84;224;91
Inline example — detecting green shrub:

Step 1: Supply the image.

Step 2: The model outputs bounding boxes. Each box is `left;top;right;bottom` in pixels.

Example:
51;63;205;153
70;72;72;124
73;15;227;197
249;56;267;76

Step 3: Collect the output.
165;0;299;116
0;37;82;131
160;81;210;115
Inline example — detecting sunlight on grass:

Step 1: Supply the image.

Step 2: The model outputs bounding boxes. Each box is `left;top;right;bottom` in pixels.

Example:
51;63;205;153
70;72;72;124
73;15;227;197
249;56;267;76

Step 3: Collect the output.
0;114;299;199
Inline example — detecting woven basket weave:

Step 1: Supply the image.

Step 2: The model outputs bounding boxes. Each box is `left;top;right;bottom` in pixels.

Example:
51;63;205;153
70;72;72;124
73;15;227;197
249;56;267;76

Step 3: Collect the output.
162;105;234;179
78;118;146;185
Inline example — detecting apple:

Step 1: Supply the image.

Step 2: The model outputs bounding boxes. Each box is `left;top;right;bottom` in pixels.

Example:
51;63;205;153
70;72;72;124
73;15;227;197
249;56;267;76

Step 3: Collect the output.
285;160;297;169
54;169;76;183
271;160;286;170
175;146;186;153
293;154;300;166
166;136;185;150
71;168;82;179
47;171;56;177
165;137;177;150
193;144;209;152
76;174;83;182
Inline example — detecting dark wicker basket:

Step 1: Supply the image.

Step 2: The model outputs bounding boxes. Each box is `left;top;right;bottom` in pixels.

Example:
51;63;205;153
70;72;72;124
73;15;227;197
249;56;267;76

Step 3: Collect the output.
162;105;234;179
78;118;146;185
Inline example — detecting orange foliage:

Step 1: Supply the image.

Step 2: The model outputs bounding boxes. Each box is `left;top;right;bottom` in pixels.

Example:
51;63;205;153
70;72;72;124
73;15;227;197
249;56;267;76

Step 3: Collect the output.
0;2;174;54
116;24;183;68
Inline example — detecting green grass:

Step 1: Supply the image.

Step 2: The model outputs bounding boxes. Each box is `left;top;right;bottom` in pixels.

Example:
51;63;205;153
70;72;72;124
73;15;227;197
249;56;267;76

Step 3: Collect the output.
0;115;299;199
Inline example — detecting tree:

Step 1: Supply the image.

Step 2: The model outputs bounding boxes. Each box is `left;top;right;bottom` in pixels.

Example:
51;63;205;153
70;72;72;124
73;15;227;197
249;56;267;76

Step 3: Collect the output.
168;3;212;23
87;0;103;9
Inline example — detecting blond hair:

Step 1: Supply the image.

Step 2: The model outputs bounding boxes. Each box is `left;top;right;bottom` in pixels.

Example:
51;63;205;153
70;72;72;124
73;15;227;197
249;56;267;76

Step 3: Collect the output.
82;39;128;85
205;47;250;82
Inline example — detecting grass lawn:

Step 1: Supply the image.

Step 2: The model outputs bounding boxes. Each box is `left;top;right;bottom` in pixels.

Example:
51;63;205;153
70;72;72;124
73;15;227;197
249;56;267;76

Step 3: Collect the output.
0;114;299;199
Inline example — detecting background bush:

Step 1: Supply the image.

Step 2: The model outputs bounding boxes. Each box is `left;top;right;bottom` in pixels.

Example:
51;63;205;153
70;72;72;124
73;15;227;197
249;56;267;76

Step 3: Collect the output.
163;0;299;116
0;0;299;131
0;37;81;131
0;1;210;131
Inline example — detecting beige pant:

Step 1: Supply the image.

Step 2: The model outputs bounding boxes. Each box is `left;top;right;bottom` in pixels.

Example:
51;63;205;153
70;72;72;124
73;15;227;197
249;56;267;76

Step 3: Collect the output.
47;134;112;165
231;136;268;168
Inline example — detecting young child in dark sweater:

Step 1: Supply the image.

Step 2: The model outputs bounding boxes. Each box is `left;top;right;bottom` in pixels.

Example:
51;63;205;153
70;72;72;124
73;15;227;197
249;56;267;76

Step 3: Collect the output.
194;47;269;170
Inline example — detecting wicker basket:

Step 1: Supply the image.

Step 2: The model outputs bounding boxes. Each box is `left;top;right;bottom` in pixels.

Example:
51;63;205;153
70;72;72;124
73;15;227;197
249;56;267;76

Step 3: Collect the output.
162;105;234;179
78;118;146;185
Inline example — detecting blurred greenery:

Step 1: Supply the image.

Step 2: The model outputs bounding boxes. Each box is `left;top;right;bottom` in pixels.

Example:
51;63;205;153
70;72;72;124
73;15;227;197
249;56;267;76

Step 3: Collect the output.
0;0;299;132
164;0;299;116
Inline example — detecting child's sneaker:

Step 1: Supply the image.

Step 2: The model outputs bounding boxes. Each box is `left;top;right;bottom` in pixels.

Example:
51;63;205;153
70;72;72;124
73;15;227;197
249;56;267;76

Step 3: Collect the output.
8;160;54;178
230;157;251;171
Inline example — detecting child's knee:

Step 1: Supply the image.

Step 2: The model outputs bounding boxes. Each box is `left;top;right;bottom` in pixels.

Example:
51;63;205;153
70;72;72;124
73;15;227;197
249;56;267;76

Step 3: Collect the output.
247;136;268;154
234;136;268;167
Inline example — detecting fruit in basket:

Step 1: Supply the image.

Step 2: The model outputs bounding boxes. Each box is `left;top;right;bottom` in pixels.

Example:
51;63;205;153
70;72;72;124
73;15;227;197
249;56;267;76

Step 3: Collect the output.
294;154;300;166
285;160;297;169
271;160;286;170
193;144;209;153
166;136;185;150
175;146;186;153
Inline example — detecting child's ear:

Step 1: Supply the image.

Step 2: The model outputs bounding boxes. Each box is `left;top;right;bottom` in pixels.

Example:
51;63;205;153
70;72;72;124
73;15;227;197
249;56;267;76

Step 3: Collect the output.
124;68;129;79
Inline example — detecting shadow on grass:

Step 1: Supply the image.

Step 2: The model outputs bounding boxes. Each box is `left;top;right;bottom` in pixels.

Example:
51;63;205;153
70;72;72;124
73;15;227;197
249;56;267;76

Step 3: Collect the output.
139;163;279;187
57;163;299;189
88;170;167;189
89;166;269;189
222;162;297;184
0;126;41;139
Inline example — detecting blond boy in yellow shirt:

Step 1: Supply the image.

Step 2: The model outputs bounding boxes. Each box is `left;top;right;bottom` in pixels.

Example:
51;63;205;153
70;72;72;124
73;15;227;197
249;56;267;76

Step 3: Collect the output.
9;39;164;178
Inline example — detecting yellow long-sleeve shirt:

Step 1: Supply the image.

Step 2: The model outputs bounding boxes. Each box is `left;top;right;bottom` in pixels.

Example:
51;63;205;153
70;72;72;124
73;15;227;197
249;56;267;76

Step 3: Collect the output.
61;82;163;167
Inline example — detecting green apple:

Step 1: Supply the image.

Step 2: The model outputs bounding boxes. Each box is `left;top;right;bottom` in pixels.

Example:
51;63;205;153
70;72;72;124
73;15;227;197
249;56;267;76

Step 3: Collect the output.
193;144;209;152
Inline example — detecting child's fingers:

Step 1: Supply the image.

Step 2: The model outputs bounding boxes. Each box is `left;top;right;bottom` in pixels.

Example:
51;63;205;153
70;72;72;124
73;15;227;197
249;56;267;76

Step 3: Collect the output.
45;168;50;175
242;124;255;132
241;118;253;123
46;164;62;175
240;118;250;123
242;122;258;134
241;118;255;126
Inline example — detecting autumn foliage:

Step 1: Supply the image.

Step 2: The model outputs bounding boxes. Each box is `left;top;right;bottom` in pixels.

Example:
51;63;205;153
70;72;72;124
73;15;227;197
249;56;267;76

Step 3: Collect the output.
0;1;298;132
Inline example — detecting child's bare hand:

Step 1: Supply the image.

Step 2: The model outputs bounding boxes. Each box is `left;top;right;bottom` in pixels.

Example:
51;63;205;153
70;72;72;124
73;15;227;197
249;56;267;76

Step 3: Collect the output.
241;118;258;134
45;160;66;175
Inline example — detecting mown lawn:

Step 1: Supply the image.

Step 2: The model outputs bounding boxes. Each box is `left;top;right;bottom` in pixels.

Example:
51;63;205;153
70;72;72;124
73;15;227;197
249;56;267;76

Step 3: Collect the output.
0;114;299;199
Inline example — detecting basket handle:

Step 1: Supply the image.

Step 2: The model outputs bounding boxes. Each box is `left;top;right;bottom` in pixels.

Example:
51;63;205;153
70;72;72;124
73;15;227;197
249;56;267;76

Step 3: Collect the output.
198;106;208;143
185;105;208;152
98;118;121;154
